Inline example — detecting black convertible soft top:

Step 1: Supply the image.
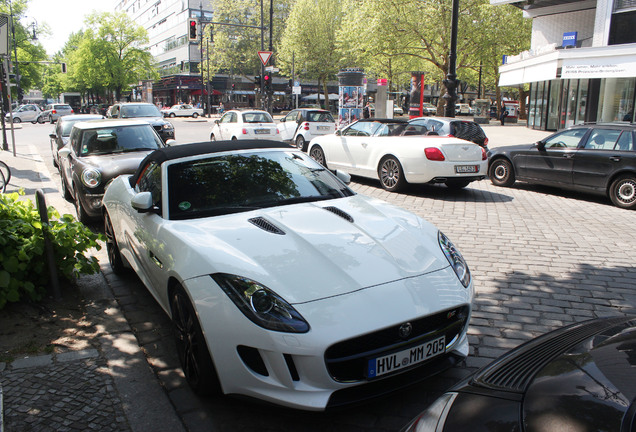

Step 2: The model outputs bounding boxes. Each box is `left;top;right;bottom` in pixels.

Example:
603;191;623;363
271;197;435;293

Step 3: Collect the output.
129;140;293;187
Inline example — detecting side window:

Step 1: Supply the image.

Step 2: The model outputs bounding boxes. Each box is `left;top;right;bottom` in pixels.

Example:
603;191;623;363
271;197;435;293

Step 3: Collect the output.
544;128;588;148
343;122;368;136
137;162;162;211
582;129;622;150
70;129;81;154
615;131;634;151
428;120;444;132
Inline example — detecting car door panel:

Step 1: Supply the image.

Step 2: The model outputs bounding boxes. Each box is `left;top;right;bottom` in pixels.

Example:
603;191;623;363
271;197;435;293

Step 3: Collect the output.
572;129;632;191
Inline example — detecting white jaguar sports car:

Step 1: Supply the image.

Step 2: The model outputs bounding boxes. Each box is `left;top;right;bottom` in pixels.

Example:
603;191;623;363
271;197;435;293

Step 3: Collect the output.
308;118;488;192
102;140;474;410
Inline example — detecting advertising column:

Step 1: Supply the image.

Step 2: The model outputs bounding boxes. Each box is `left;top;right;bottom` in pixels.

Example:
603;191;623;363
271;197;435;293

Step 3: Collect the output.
408;71;425;119
337;68;365;129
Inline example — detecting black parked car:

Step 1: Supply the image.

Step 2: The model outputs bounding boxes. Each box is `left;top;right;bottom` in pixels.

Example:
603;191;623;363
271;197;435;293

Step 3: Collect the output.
106;102;175;142
403;315;636;432
57;119;168;222
488;123;636;209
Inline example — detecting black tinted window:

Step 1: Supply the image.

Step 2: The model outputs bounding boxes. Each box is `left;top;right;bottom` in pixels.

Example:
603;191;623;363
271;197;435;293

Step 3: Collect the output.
450;121;487;145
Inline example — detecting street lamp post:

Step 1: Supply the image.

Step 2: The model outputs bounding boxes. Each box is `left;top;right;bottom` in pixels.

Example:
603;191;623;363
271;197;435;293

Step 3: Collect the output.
443;0;460;118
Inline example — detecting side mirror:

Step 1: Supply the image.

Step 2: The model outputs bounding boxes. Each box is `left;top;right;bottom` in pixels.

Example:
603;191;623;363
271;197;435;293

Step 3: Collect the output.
165;139;176;146
131;191;153;213
58;147;71;158
335;170;351;185
536;141;546;151
214;119;220;125
49;133;57;139
335;130;341;136
280;118;285;123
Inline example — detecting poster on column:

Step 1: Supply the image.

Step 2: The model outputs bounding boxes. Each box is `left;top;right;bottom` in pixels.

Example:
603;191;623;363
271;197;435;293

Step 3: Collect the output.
338;85;363;129
409;72;425;119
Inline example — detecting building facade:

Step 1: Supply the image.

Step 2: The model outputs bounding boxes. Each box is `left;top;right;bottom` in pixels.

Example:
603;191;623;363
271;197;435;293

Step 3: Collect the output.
494;0;636;130
114;0;213;106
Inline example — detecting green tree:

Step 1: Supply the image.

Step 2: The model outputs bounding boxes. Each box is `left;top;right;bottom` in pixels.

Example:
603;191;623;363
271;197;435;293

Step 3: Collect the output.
75;12;157;101
203;0;293;89
277;0;343;110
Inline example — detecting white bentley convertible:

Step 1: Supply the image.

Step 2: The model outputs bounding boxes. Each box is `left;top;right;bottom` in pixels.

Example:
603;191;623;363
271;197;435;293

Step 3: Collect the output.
102;141;474;410
308;118;488;192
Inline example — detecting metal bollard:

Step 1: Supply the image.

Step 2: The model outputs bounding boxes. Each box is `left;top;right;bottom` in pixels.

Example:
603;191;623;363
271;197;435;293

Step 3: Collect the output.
35;189;61;300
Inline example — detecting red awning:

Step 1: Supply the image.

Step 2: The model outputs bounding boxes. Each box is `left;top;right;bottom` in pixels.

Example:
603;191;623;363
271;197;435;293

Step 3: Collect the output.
190;89;222;96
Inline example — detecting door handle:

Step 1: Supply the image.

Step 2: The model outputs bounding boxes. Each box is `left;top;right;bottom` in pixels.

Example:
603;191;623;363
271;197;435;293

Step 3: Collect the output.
609;156;621;162
562;153;574;159
361;142;368;149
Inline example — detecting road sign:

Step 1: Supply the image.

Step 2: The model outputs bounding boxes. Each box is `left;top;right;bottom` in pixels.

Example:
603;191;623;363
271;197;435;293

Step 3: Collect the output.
0;14;9;57
265;66;279;73
258;51;273;66
292;86;301;95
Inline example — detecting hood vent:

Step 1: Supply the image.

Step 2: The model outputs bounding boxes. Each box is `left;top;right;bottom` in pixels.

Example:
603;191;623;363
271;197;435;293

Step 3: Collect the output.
248;217;285;235
323;206;354;223
474;316;633;393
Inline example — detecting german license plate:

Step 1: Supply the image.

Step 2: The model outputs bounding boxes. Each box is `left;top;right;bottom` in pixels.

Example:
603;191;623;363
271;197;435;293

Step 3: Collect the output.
255;129;270;135
317;126;330;131
367;335;445;379
455;165;478;173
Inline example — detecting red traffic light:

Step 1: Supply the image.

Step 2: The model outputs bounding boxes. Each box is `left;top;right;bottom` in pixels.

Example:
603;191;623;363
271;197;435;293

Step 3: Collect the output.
188;19;198;41
264;75;270;81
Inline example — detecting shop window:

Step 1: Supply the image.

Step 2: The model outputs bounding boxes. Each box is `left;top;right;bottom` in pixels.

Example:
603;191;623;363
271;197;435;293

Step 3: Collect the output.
609;10;636;45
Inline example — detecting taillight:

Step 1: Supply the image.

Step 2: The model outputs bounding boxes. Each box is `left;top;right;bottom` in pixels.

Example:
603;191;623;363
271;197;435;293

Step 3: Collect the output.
71;109;74;113
52;110;57;114
242;128;248;135
425;148;445;161
484;137;489;146
481;147;487;160
448;134;455;138
302;122;310;131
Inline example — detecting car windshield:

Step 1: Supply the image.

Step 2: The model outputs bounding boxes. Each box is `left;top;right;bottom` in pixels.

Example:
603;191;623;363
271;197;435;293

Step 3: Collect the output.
374;122;408;137
242;112;273;123
61;117;101;136
120;105;161;118
167;151;354;220
80;125;163;156
307;111;334;122
55;105;72;110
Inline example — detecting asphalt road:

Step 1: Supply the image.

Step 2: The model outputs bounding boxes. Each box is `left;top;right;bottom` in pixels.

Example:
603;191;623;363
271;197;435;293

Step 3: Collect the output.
13;118;636;431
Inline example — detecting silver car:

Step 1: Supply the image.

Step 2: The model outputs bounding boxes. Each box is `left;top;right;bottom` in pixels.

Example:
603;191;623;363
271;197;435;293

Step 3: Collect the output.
38;103;74;124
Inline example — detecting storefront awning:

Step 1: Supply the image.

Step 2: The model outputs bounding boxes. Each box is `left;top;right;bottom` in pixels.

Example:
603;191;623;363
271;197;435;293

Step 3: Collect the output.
499;43;636;86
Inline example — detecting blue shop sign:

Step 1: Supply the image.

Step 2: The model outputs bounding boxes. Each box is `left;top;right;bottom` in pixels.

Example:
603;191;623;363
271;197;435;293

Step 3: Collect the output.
563;32;578;47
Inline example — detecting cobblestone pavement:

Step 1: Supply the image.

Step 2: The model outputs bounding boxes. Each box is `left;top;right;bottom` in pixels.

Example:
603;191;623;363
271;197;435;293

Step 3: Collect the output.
2;122;635;431
1;351;130;432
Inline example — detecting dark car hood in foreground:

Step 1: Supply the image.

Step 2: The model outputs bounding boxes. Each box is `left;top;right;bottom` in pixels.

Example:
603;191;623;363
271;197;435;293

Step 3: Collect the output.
488;143;538;157
463;316;636;432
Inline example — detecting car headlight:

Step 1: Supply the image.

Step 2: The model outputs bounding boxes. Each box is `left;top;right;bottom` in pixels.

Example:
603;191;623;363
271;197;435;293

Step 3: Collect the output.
404;392;457;432
438;231;470;288
162;122;174;130
211;273;310;333
81;168;101;188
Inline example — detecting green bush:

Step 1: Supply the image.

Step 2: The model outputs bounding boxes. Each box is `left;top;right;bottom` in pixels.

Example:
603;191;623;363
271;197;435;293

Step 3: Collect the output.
0;191;105;309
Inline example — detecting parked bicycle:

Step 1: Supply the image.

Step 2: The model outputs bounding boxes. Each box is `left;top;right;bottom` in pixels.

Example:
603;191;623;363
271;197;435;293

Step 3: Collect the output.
0;159;10;193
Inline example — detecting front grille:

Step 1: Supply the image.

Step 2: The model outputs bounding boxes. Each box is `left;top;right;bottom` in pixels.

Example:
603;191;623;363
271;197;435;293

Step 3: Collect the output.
324;305;469;382
474;316;634;393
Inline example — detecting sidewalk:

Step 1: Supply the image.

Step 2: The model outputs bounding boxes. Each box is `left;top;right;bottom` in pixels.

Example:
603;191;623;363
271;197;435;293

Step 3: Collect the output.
0;145;185;432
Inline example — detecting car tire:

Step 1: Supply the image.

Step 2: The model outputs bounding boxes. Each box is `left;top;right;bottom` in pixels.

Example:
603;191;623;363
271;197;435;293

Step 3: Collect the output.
609;175;636;209
309;145;327;167
169;113;176;118
210;133;216;142
170;285;222;396
378;156;406;192
12;117;21;123
60;173;73;201
445;180;471;190
37;116;45;124
49;115;54;124
192;112;199;118
295;135;306;151
104;211;126;274
489;158;515;187
231;136;237;140
73;186;90;224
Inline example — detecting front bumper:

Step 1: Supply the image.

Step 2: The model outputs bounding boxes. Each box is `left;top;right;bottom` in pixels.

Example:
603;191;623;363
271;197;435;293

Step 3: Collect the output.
185;266;473;410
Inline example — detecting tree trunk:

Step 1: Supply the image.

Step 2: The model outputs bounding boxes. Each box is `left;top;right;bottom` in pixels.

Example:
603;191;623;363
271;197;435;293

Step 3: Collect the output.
322;80;330;113
518;85;528;120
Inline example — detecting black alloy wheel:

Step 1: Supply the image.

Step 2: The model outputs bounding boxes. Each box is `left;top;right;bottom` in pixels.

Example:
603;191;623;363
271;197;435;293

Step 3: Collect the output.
170;286;221;396
378;156;406;192
73;186;90;223
609;175;636;209
309;145;326;167
104;211;126;274
489;158;516;187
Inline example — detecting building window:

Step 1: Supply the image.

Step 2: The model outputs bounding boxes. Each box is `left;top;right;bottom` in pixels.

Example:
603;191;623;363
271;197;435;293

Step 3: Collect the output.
609;10;636;44
597;78;635;122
